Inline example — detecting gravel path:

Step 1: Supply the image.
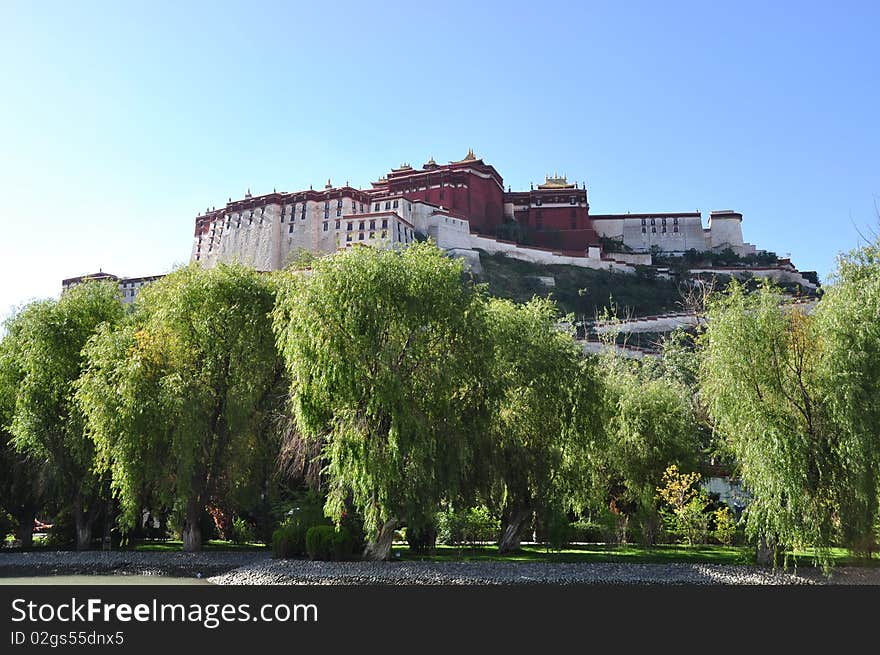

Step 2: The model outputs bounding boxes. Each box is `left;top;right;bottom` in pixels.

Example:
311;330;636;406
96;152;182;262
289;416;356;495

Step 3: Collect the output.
0;551;263;579
207;558;880;585
2;551;878;585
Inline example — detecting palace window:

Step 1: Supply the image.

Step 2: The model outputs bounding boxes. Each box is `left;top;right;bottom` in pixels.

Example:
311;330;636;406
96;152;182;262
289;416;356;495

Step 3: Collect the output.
359;233;364;240
642;227;646;234
662;226;667;233
385;201;391;210
360;203;364;212
569;197;576;205
347;222;353;231
673;226;679;233
381;218;388;228
323;221;328;231
369;231;375;239
369;220;375;230
336;209;341;217
673;217;679;225
324;209;329;219
392;200;398;208
335;220;341;229
324;201;330;210
346;233;352;242
535;198;542;206
359;221;365;231
337;199;343;207
289;224;294;233
652;226;656;233
650;218;655;226
641;218;646;226
375;203;380;211
381;230;387;238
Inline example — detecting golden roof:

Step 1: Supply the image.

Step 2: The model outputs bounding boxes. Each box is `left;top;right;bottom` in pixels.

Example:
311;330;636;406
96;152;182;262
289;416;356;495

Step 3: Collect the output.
537;173;575;189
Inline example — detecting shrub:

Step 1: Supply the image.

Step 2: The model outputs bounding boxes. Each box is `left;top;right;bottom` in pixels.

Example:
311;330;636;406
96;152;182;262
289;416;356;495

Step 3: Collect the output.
436;506;499;547
656;465;710;545
270;496;332;559
230;517;256;544
568;518;606;543
305;525;353;561
712;506;736;546
272;523;304;559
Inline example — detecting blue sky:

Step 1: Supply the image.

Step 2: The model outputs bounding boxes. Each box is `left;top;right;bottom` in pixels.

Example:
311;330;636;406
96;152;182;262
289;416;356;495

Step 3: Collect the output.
1;1;877;320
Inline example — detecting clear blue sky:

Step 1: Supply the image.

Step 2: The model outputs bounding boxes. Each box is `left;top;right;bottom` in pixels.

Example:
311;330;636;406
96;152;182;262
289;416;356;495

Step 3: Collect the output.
1;1;878;321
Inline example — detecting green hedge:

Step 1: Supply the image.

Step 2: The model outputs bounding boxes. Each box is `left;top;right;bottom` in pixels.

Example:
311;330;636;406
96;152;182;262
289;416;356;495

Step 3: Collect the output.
305;525;354;561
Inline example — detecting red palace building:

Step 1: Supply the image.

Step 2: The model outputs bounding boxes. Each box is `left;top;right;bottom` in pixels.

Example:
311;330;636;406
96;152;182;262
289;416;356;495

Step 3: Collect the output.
371;149;597;253
191;149;756;270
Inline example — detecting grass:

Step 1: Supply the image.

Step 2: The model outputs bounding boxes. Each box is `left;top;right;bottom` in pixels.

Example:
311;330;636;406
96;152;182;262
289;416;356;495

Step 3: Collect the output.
394;543;880;568
132;539;268;552
394;543;753;565
476;251;687;319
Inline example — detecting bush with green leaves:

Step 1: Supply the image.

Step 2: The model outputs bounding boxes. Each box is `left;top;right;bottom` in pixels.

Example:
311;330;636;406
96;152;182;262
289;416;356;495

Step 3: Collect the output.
712;505;737;546
305;525;354;561
230;517;255;544
656;465;710;545
436;506;500;547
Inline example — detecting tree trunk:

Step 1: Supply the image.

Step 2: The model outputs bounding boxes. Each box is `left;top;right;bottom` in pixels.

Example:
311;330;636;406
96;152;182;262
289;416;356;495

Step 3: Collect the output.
363;519;399;561
498;506;531;554
74;502;92;551
182;498;203;552
14;505;37;549
755;534;778;567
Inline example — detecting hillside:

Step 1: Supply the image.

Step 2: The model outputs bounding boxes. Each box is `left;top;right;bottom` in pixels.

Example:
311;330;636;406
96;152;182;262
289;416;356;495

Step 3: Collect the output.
475;251;689;319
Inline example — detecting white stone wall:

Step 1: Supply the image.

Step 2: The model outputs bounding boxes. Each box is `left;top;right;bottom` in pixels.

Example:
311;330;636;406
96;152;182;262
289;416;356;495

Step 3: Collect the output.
593;211;759;256
427;213;471;250
469;235;636;273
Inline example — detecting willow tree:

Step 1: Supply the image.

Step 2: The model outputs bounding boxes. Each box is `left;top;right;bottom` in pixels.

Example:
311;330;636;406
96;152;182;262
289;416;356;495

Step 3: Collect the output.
0;319;50;548
272;242;492;560
7;282;124;549
597;354;699;545
78;264;280;552
699;281;837;564
814;240;880;555
484;297;603;553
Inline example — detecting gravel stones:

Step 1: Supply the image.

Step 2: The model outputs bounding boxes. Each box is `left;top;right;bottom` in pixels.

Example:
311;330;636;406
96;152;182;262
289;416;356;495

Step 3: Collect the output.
2;551;878;585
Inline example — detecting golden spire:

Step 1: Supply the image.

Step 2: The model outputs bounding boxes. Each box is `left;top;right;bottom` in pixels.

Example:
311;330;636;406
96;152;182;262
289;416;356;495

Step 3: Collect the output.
325;178;332;189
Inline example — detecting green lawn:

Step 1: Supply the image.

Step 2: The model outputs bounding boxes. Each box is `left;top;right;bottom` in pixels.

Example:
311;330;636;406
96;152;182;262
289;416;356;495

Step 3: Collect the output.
394;543;880;567
132;539;268;552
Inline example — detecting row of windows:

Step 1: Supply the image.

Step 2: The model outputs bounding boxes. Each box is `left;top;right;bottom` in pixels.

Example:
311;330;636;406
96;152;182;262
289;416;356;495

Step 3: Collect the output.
641;217;680;226
533;197;579;207
642;226;680;234
344;231;389;242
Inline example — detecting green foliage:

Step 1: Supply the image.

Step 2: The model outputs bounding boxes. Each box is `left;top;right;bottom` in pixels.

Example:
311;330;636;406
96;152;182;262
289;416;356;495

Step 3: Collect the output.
656;465;710;545
712;506;736;546
477;251;685;319
483;297;603;549
270;495;331;558
699;269;880;563
814;240;880;556
230;517;255;544
77;263;281;551
436;506;500;547
4;281;124;548
272;523;304;559
272;242;493;540
597;353;700;545
305;525;354;561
